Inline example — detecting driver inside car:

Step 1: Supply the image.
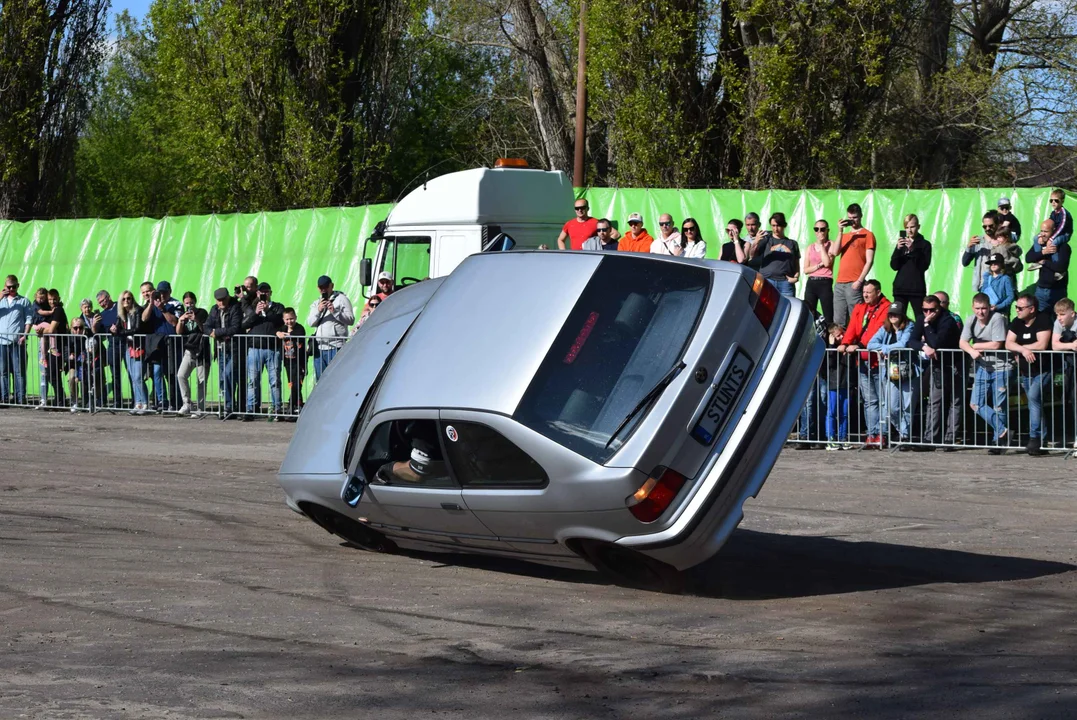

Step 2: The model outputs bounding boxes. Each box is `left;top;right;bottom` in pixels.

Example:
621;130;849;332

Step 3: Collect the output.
374;420;446;484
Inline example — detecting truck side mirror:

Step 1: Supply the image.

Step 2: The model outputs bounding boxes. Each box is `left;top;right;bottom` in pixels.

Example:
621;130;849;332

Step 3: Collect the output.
482;233;516;253
359;258;372;288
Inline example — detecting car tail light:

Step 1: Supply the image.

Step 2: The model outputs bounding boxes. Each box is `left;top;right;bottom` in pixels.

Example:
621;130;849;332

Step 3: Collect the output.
749;272;780;329
626;466;687;523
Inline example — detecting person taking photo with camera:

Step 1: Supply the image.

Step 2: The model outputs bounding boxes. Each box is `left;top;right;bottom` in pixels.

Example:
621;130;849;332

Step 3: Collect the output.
307;274;355;382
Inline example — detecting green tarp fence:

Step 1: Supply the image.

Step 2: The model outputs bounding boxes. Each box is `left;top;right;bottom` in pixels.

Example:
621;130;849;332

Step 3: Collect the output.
0;188;1059;318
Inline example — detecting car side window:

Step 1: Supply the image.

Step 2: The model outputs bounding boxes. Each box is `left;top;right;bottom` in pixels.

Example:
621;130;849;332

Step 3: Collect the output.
441;421;548;488
359;419;454;488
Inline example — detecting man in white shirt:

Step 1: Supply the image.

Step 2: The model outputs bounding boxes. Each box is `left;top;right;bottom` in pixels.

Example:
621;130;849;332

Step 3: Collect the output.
649;213;683;255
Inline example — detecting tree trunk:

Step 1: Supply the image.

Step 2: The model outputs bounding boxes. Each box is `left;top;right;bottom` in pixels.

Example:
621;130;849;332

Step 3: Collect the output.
508;0;573;172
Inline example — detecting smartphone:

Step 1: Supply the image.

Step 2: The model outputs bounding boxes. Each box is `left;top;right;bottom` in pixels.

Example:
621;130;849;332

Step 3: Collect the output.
899;230;907;238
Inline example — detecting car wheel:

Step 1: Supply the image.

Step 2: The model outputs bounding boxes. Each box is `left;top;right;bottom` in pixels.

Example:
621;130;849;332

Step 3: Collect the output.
576;539;684;594
301;504;397;554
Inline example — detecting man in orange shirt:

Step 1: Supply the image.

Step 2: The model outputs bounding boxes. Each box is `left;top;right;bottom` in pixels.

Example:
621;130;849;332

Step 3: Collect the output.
618;212;654;253
833;203;876;328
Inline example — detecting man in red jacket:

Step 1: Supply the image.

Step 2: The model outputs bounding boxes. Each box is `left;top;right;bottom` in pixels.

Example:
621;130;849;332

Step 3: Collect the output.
836;279;891;448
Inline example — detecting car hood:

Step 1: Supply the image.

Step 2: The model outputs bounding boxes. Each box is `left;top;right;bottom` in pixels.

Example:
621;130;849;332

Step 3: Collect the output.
278;279;444;477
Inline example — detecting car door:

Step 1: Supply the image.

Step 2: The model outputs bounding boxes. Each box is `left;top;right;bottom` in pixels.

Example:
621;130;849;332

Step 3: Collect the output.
440;411;580;559
352;409;503;550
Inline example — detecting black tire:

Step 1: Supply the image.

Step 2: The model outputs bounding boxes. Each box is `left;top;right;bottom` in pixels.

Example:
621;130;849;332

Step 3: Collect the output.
300;504;397;554
576;539;684;594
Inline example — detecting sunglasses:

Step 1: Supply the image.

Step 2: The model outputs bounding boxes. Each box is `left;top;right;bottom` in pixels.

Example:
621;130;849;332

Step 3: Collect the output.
574;206;588;212
983;224;997;230
658;221;672;227
922;307;938;313
4;285;16;290
683;226;698;232
596;227;611;232
1016;304;1033;311
72;326;84;331
628;221;641;226
1050;198;1063;204
813;226;827;232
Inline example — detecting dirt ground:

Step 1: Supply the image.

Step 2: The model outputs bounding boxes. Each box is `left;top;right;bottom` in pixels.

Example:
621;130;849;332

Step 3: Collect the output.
1;412;1075;719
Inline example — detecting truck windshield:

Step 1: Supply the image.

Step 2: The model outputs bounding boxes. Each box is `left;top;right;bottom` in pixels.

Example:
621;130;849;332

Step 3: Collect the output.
379;236;432;288
513;256;709;464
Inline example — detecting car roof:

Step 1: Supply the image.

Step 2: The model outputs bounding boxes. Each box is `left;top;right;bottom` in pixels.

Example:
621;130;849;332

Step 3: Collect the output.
372;251;744;416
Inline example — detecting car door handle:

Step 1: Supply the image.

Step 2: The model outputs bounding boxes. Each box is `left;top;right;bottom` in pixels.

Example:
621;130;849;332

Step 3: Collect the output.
441;503;463;511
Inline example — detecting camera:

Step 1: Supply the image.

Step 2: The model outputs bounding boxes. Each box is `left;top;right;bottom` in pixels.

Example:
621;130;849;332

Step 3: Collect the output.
257;291;267;302
234;286;243;296
839;218;852;227
321;290;330;301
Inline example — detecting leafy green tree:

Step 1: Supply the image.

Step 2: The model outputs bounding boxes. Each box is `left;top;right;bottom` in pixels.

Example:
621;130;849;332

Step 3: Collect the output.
0;0;111;219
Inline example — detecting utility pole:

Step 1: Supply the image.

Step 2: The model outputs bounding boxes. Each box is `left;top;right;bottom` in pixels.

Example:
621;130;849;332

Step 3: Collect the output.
573;1;587;188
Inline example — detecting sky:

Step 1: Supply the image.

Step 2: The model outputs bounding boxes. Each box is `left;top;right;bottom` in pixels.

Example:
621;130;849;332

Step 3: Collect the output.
115;0;151;20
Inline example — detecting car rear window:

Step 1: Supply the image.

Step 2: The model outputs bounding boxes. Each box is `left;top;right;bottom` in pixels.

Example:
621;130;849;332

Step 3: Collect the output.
513;255;709;463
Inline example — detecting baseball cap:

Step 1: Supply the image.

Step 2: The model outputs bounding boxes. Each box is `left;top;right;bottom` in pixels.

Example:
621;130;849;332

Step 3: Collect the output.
887;301;905;316
988;252;1005;265
317;275;332;288
257;282;271;291
627;212;643;225
213;287;229;301
156;281;171;293
998;196;1011;208
377;271;394;282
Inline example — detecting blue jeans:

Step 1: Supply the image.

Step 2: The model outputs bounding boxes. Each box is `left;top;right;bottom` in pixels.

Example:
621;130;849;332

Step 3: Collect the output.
858;366;883;436
886;377;917;439
217;350;235;413
313;346;338;381
827;388;849;441
1035;285;1067;313
246;348;282;412
0;341;27;404
125;355;148;406
150;361;167;408
970;366;1008;440
1018;371;1050;440
799;376;826;440
770;278;796;298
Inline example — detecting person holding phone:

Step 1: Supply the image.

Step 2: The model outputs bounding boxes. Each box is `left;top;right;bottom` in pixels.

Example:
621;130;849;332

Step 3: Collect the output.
752;212;800;297
307;274;355;382
833;203;876;327
890;213;933;321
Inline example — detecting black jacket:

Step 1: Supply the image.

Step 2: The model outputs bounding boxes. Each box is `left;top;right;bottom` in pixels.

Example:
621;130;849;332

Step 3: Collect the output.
204;301;243;353
890;234;932;297
907;312;960;368
242;301;285;349
1026;241;1071;289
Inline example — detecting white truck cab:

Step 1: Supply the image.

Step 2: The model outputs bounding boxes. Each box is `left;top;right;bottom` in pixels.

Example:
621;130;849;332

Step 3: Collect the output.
359;162;574;296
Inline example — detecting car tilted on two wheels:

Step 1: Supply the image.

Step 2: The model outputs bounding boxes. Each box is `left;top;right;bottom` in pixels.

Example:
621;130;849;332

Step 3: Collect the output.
278;251;823;591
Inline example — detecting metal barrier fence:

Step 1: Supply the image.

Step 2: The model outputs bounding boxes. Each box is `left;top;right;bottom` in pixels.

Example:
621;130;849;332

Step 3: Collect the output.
792;348;1077;454
0;332;348;421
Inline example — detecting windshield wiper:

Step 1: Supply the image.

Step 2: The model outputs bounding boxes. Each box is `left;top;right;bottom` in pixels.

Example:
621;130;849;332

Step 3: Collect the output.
605;362;686;449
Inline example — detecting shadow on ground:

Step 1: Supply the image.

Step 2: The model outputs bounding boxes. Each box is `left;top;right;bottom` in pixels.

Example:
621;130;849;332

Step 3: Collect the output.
687;529;1075;598
345;528;1075;598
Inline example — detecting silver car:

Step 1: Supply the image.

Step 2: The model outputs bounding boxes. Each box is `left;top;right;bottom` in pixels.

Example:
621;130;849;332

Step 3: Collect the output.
278;251;823;591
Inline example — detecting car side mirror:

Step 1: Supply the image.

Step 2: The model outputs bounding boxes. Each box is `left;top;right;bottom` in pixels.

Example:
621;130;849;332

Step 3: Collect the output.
482;232;516;253
341;475;367;508
359;258;372;288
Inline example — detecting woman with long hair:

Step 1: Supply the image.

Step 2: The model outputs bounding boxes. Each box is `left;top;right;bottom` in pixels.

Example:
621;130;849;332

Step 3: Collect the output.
115;290;149;414
867;301;917;445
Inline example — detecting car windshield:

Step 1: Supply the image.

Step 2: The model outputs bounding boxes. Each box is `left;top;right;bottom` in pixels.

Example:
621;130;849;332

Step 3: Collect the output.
513;255;709;463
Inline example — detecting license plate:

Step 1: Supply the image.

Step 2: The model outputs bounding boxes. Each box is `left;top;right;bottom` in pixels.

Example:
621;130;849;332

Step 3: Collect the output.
691;349;753;445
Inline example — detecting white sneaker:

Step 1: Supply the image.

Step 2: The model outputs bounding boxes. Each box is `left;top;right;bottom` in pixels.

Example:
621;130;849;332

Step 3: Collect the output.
36;399;46;410
70;404;79;414
177;403;191;416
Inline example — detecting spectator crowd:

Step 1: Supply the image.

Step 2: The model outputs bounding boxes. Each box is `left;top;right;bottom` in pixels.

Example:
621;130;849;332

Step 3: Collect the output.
558;190;1075;455
0;188;1074;456
0;270;398;420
